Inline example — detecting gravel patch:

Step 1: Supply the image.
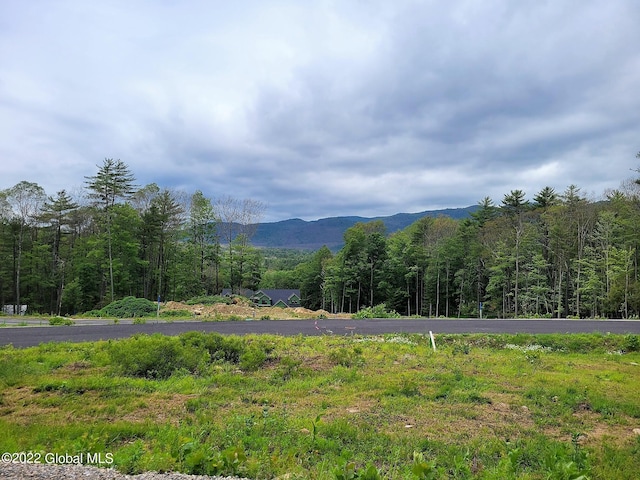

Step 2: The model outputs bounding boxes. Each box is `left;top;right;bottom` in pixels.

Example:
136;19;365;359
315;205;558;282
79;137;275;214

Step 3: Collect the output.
0;463;252;480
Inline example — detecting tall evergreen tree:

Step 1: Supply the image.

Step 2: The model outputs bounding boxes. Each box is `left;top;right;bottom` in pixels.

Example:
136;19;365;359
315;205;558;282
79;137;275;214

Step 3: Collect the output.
40;190;79;314
85;159;136;302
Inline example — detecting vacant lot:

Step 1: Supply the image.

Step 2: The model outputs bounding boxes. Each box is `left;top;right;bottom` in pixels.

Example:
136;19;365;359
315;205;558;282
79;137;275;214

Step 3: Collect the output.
0;333;638;479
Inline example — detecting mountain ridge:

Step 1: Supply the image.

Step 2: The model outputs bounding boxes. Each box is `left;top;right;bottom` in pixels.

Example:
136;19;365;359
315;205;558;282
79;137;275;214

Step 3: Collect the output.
252;206;478;250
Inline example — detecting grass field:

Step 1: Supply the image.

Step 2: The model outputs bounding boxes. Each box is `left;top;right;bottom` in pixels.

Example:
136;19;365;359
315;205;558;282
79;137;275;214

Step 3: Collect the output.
0;332;639;479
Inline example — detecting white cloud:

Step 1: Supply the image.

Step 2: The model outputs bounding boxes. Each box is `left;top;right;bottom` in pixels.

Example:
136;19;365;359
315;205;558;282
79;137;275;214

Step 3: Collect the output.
1;0;639;222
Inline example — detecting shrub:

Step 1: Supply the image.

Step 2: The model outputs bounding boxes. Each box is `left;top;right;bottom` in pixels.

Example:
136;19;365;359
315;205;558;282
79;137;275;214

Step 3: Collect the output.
329;347;364;367
185;295;230;306
109;334;205;379
101;297;157;318
352;304;401;319
623;334;639;352
179;332;245;364
239;346;268;371
49;316;75;326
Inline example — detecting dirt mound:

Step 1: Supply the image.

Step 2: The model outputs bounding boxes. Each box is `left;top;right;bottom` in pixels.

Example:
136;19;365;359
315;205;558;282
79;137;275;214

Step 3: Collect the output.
162;301;342;320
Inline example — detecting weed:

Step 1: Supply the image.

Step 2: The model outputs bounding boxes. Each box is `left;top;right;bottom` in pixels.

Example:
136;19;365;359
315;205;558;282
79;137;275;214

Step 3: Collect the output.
48;316;75;326
334;460;382;480
451;342;470;355
329;347;364;367
240;346;268;371
411;451;437;479
623;334;639;352
160;309;191;318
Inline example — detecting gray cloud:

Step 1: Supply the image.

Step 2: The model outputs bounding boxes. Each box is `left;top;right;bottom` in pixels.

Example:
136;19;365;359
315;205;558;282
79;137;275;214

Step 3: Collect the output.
1;1;639;222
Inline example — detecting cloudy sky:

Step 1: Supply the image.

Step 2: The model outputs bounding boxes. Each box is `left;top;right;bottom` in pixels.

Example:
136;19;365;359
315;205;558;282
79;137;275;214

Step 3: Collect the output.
1;1;639;222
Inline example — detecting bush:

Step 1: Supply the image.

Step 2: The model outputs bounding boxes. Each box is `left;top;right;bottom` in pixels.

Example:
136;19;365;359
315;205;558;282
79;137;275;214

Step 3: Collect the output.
100;297;157;318
109;334;205;379
623;334;639;352
179;332;245;364
239;346;268;371
352;304;401;319
49;316;75;326
185;296;230;305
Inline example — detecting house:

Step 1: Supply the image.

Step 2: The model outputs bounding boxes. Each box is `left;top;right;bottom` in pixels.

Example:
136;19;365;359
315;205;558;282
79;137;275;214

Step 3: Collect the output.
251;289;301;308
221;289;301;308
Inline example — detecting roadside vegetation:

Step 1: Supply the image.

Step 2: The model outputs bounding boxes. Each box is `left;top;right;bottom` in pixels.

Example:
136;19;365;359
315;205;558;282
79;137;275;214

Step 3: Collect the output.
1;332;639;479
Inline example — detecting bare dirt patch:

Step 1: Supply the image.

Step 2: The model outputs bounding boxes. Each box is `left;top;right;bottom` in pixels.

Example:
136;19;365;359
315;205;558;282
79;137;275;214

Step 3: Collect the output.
162;300;342;320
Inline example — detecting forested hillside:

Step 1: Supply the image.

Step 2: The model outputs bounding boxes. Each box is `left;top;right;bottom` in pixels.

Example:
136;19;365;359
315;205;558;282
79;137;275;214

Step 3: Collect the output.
251;207;476;250
2;157;640;319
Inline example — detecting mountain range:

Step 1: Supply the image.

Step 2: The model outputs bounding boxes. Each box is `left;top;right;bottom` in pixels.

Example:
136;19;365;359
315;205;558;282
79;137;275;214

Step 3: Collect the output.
251;206;477;250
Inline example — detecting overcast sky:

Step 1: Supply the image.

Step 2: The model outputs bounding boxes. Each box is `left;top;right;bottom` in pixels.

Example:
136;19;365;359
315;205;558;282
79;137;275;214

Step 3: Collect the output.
1;1;639;222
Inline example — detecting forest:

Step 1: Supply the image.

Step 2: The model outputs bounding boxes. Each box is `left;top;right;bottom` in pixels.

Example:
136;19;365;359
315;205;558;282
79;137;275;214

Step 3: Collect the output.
2;157;640;319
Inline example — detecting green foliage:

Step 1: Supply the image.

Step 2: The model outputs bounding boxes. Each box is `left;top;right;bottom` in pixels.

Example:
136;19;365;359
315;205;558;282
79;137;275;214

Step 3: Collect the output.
185;295;230;305
100;296;157;318
108;334;205;379
180;443;248;477
329;346;364;367
352;303;401;319
108;332;270;379
48;316;75;326
159;309;191;318
1;333;639;478
239;346;268;371
334;461;382;480
178;331;245;364
623;334;639;352
412;452;438;479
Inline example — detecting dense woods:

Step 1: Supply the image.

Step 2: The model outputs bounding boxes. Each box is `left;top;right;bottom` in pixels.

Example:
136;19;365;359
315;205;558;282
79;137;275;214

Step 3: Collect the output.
2;158;640;319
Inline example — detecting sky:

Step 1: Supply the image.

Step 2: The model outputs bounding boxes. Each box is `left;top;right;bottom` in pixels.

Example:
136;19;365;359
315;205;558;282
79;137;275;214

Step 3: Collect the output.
1;1;639;222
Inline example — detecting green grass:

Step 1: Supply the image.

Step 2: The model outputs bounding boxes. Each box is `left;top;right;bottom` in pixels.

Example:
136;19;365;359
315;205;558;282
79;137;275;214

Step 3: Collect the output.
0;333;639;478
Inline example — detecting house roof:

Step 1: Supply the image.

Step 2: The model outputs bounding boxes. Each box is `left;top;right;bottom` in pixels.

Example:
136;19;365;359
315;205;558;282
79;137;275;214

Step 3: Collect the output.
255;289;300;304
222;288;301;307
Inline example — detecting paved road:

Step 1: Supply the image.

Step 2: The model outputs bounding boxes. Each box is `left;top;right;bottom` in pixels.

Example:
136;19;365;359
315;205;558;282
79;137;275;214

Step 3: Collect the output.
1;318;639;348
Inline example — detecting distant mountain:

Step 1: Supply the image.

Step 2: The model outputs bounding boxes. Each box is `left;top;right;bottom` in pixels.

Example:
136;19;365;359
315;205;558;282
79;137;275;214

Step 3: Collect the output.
252;206;478;250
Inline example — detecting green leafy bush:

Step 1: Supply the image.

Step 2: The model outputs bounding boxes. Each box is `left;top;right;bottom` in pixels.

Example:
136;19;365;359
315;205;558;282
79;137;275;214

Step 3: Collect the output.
101;297;157;318
49;316;75;326
352;304;401;319
179;332;245;364
623;334;639;352
108;334;205;379
239;346;267;371
185;295;230;305
329;347;364;367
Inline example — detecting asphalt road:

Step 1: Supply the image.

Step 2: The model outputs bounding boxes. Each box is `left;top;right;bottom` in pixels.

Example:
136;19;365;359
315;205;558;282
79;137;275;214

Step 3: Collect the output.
1;318;640;348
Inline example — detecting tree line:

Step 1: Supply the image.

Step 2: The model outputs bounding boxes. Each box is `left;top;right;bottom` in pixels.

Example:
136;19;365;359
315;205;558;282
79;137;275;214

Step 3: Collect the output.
2;157;640;319
294;163;640;319
0;159;265;314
